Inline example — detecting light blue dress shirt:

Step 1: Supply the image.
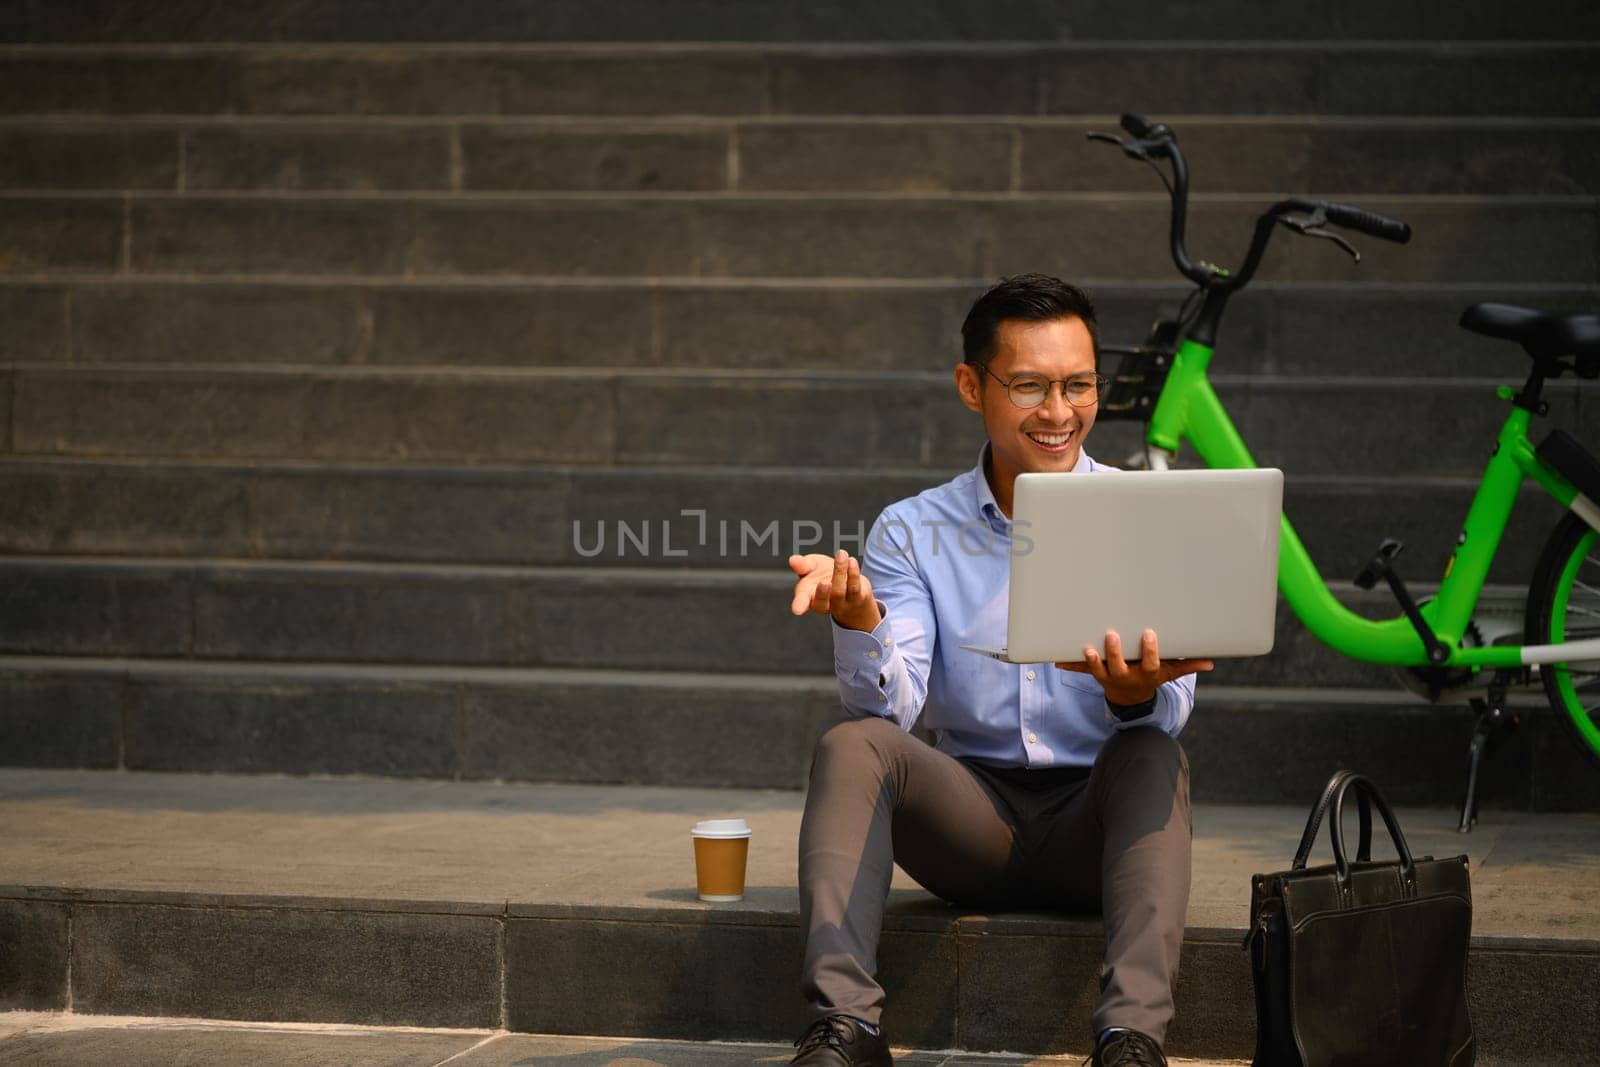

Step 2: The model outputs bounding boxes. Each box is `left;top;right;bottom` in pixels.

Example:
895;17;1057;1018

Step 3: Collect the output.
831;446;1196;768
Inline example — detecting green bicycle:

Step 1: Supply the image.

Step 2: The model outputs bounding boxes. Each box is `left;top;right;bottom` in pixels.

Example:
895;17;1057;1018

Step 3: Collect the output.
1087;114;1600;829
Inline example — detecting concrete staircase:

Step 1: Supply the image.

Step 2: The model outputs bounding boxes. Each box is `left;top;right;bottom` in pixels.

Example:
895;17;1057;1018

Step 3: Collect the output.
3;768;1597;1063
1;3;1598;1062
3;39;1597;806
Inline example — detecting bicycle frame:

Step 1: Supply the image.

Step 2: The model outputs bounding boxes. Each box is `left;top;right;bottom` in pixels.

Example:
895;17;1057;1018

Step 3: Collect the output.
1145;334;1598;670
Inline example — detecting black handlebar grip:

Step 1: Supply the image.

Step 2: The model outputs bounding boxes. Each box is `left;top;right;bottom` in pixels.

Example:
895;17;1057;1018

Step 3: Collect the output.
1322;203;1412;244
1120;112;1156;138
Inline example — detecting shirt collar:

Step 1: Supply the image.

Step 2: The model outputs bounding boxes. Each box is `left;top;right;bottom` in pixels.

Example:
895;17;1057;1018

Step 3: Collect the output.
972;443;1006;527
970;441;1096;528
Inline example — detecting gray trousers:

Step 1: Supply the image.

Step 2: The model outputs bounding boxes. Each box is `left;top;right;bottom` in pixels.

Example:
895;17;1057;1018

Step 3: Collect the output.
798;716;1191;1044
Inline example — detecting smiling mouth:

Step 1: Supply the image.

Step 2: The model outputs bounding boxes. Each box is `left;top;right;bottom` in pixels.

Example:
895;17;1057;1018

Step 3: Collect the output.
1025;429;1075;448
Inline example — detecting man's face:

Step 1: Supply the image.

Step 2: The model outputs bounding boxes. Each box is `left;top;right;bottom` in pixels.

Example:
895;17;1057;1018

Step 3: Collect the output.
954;316;1098;493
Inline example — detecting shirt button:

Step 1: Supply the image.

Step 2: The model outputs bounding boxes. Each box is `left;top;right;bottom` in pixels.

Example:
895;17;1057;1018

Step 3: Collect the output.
1025;670;1036;681
867;650;879;660
884;638;894;646
1027;733;1039;744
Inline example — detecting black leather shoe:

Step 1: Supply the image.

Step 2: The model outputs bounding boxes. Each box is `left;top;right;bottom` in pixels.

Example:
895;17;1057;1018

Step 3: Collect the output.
791;1015;894;1066
1089;1027;1167;1067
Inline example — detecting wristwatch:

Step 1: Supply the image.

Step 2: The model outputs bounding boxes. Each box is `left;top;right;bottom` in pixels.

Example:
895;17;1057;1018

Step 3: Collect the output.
1106;694;1157;722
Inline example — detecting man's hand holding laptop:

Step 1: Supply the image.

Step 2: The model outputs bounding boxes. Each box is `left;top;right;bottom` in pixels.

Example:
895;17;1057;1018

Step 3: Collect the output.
1056;629;1214;706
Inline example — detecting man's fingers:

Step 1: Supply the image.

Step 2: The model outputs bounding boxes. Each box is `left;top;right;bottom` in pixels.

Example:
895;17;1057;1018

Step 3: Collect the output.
1082;645;1109;684
1140;629;1160;673
829;550;850;603
811;577;835;611
845;555;863;602
789;563;834;615
791;574;824;615
789;576;812;615
788;554;837;615
788;553;833;577
1102;630;1127;674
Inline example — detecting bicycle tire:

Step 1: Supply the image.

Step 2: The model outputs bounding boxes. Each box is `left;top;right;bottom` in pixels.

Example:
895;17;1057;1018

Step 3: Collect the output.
1525;513;1600;770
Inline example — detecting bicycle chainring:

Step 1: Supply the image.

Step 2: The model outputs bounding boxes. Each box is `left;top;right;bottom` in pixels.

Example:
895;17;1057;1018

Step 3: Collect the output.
1391;611;1528;701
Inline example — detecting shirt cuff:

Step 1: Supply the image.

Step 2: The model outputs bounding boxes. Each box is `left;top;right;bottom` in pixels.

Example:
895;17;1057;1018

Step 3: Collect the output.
832;601;895;680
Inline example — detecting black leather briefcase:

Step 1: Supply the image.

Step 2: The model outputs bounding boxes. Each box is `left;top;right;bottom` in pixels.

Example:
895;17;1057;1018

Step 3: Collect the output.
1244;770;1474;1067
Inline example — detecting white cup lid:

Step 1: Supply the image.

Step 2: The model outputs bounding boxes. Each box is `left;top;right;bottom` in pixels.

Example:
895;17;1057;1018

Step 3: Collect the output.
691;818;751;838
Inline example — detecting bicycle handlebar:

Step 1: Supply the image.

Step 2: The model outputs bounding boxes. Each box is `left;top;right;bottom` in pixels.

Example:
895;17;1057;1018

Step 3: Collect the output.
1087;116;1412;295
1120;112;1173;143
1319;202;1412;244
1120;112;1156;138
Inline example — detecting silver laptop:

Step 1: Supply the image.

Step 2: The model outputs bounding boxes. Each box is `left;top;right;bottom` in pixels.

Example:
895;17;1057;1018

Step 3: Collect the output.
962;468;1283;663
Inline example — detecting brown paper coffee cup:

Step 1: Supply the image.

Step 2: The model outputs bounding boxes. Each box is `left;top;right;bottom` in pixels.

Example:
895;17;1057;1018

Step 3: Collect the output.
691;818;752;901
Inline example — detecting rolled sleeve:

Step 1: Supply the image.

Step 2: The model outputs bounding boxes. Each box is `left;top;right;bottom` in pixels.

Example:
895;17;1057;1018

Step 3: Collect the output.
1105;675;1196;736
828;507;935;731
832;605;919;728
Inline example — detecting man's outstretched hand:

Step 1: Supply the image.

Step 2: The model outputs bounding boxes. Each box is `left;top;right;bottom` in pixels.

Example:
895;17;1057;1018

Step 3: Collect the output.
788;551;882;633
1055;628;1213;706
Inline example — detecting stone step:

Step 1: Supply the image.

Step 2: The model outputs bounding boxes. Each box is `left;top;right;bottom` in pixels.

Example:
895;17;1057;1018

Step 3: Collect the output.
2;769;1595;1063
6;277;1595;377
1;44;1596;118
7;0;1598;43
2;657;1592;810
0;556;1532;689
2;192;1593;283
0;459;1572;584
4;363;1591;475
3;116;1598;195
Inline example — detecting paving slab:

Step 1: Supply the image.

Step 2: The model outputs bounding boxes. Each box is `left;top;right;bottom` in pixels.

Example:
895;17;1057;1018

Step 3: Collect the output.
0;1013;1250;1066
0;1014;489;1066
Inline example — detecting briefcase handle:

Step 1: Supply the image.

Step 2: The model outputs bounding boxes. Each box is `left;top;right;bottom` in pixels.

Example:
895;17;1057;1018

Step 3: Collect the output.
1329;773;1418;894
1292;769;1373;871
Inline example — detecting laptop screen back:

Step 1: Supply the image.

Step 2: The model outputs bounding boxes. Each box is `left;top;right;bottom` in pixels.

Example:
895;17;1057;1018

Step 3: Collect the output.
1006;468;1284;662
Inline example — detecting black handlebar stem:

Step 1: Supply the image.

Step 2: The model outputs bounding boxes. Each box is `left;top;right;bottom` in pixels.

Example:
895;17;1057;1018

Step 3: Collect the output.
1228;199;1313;291
1087;120;1212;287
1162;148;1211;286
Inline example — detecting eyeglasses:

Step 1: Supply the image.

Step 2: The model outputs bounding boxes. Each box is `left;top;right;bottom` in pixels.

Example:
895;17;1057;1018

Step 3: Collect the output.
978;365;1107;409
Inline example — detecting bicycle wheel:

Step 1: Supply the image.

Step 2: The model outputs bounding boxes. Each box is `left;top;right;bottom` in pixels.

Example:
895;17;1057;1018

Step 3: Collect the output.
1526;513;1600;769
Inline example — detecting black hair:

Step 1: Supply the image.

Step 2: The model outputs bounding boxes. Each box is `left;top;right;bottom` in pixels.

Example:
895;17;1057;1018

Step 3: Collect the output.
960;273;1100;368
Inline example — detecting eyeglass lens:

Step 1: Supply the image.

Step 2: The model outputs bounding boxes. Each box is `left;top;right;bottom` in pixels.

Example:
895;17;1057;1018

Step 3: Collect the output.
1005;374;1103;408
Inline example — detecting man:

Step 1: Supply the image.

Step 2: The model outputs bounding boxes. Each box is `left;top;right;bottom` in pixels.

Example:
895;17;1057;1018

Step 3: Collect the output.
784;275;1211;1067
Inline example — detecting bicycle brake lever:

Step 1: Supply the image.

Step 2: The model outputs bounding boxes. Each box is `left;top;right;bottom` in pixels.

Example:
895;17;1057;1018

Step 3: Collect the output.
1086;131;1149;161
1276;212;1362;263
1302;226;1361;263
